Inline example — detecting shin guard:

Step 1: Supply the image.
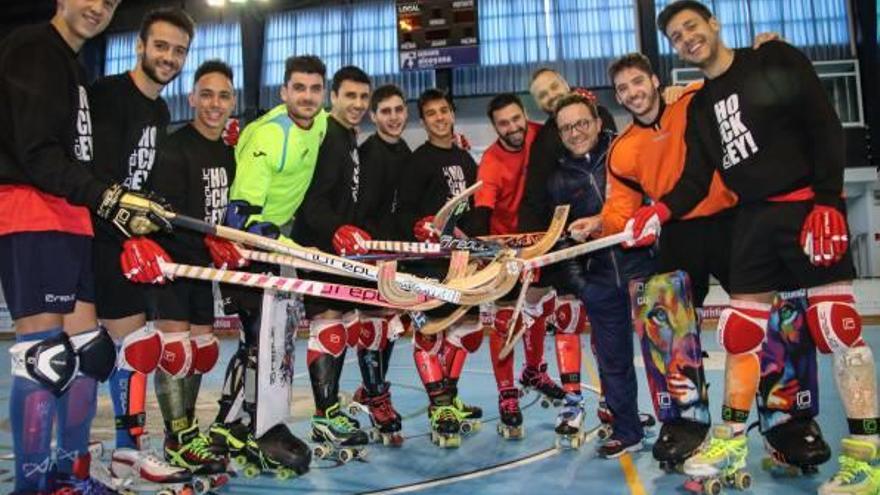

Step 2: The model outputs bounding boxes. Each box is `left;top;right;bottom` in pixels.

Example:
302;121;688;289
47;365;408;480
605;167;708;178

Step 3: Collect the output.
490;308;516;390
522;291;556;368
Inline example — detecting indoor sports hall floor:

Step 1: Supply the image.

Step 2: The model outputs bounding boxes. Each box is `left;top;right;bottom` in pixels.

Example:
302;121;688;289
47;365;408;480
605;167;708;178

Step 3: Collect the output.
0;328;876;494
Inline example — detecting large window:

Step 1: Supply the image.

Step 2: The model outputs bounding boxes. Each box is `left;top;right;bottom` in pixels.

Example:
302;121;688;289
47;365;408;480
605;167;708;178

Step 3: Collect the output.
104;22;244;122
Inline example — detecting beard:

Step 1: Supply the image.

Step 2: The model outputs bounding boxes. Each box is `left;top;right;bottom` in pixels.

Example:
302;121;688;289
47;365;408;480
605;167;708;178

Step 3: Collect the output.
499;126;526;149
142;56;180;86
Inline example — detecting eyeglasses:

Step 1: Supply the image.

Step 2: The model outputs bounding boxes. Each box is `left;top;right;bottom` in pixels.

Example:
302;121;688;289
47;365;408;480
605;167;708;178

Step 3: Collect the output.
558;118;595;136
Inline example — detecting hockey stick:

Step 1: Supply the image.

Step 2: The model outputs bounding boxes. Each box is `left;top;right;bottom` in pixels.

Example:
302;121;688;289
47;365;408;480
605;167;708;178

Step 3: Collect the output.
497;268;535;359
158;261;422;309
432;181;482;235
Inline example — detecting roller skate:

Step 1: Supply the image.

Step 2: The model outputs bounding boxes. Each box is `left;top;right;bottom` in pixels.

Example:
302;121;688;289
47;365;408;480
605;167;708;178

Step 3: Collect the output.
208;420;249;459
496;388;524;440
760;417;830;476
164;422;230;493
654;418;711;473
311;403;369;463
682;424;752;494
452;395;482;435
595;398;657;441
56;448;117;495
360;386;404;447
236;423;311;479
520;363;566;408
555;393;588;449
818;437;880;495
101;443;195;495
429;404;462;448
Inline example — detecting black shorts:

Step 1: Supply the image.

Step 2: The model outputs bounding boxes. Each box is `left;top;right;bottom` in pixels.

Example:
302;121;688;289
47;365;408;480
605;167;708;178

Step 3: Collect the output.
219;261;278;322
730;200;855;294
658;211;733;306
0;231;95;319
149;278;215;326
93;235;149;319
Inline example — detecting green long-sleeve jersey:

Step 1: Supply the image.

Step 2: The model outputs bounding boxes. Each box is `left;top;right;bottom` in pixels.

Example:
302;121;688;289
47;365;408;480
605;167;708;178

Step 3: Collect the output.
230;104;328;238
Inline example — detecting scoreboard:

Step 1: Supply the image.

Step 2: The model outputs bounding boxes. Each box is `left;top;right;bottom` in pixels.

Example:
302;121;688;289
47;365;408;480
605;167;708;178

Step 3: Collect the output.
397;0;479;71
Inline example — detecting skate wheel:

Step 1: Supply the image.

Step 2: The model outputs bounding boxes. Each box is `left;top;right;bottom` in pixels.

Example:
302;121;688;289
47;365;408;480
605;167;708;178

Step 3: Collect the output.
570;436;581;449
275;469;292;481
446;435;461;448
460;422;472;435
244;465;261;478
339;449;352;463
313;445;328;460
733;471;751;490
704;478;722;495
234;455;248;467
540;399;551;408
192;478;208;494
597;425;611;441
368;429;380;443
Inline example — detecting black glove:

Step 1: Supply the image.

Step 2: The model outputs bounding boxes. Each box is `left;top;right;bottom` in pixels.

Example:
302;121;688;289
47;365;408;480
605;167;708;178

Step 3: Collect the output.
96;184;173;237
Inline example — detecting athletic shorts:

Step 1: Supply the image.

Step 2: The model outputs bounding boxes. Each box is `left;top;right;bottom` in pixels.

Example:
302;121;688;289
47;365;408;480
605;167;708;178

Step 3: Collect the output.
658;211;734;306
730;200;855;294
149;278;215;326
0;231;94;319
93;235;149;319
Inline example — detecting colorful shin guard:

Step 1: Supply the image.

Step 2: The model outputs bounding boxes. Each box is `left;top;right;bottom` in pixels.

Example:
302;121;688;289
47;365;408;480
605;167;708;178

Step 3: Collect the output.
442;321;482;380
554;298;585;394
834;345;879;433
720;300;770;424
55;374;97;475
522;291;556;369
414;332;449;404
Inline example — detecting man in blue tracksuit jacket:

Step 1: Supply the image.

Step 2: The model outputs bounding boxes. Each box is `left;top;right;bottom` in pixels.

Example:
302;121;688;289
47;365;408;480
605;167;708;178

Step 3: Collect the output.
545;92;655;457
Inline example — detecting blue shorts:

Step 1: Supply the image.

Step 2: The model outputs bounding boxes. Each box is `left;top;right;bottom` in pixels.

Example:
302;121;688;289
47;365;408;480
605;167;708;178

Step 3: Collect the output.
0;231;95;319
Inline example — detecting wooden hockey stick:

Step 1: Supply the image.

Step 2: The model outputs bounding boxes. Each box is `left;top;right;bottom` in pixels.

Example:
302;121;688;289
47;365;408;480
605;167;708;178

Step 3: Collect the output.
158;261;423;309
360;240;443;254
432;181;482;235
497;268;535;359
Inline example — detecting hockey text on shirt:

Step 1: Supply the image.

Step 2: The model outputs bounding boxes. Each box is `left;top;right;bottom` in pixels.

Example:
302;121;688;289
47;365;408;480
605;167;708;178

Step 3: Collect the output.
714;94;758;169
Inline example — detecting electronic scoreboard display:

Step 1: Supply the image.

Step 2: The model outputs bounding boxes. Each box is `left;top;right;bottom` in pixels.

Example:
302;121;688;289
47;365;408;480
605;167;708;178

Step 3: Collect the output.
397;0;479;71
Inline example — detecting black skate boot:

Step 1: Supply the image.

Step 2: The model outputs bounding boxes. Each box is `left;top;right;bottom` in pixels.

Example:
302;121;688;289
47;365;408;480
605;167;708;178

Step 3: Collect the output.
761;417;830;475
311;403;369;463
654;418;710;472
239;423;311;478
520;363;566;408
364;387;404;446
164;422;228;476
496;388;524;440
209;420;250;459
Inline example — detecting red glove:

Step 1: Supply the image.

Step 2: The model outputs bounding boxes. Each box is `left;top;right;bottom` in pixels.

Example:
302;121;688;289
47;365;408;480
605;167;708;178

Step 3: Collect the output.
623;202;671;248
332;225;371;255
800;204;848;267
120;237;171;284
204;235;247;269
222;118;240;147
453;132;471;151
413;215;439;242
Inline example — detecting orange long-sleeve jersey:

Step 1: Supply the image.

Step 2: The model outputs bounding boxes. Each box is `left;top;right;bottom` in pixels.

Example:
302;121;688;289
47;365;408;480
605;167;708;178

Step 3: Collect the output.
601;83;737;235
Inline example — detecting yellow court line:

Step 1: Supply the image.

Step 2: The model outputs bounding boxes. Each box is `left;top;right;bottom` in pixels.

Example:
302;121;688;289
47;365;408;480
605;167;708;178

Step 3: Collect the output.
582;349;647;495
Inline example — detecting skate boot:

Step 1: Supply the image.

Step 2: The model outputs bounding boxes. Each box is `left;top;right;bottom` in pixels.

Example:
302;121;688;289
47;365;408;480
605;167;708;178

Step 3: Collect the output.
164;422;229;493
818;437;880;495
452;395;483;435
311;403;369;463
761;417;830;476
682;424;752;494
55;449;117;495
109;446;194;494
654;418;711;473
429;404;462;448
520;363;566;408
208;420;249;459
496;388;524;440
555;393;587;449
238;423;311;479
595;398;657;441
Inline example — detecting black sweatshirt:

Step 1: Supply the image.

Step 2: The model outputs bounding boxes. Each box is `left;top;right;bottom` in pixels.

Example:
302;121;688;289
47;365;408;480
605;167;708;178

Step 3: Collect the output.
356;132;412;240
663;41;845;217
150;124;236;265
0;24;107;209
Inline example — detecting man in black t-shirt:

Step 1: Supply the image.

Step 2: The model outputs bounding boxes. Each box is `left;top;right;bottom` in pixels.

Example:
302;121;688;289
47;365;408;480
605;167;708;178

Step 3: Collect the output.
148;60;241;477
627;2;879;490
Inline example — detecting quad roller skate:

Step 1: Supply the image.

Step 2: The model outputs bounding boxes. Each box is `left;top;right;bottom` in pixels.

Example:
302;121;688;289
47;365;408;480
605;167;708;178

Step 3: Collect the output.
595;398;657;441
818;437;880;495
496;388;524;440
311;403;369;463
347;385;404;446
452;395;482;435
89;442;196;495
55;448;118;495
164;422;230;493
519;363;566;408
682;424;752;495
654;418;711;473
759;417;829;476
235;423;311;479
555;393;588;450
429;404;462;448
208;420;249;459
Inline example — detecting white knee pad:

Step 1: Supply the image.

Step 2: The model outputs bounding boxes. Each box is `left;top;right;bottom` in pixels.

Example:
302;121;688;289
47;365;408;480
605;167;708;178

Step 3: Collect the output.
308;319;347;358
159;331;193;378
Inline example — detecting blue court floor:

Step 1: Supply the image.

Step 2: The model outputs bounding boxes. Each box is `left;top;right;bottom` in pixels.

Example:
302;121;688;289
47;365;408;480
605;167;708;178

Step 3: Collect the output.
0;328;877;494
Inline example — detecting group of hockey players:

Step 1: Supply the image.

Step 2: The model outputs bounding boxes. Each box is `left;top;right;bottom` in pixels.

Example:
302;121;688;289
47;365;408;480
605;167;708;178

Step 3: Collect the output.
0;0;878;493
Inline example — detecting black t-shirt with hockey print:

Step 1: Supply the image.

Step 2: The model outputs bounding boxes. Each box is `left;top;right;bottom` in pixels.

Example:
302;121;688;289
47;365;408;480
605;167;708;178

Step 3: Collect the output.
357;132;412;240
663;41;845;217
150;124;235;266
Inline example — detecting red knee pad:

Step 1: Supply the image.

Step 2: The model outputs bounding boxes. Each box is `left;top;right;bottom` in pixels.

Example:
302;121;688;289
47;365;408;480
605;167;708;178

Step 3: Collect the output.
308;320;347;358
555;299;586;335
525;290;556;321
446;321;483;353
160;332;193;378
414;331;441;354
190;334;219;375
493;308;515;339
118;325;163;374
343;312;362;348
717;303;769;355
806;296;862;354
358;317;389;351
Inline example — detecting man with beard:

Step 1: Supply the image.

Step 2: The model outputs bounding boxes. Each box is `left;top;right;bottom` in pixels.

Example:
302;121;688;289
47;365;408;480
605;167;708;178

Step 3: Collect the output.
471;93;566;440
210;55;328;477
627;2;879;491
89;7;195;486
0;0;172;491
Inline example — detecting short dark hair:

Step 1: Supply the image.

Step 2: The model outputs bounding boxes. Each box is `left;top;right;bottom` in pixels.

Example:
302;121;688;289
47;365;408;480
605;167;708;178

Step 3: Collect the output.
193;60;233;86
554;93;598;119
331;65;371;94
370;84;405;112
283;55;326;85
139;7;195;44
530;67;560;85
657;1;714;35
608;53;654;85
487;93;524;123
417;89;454;119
